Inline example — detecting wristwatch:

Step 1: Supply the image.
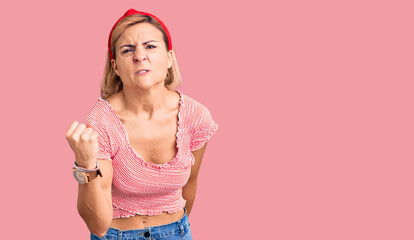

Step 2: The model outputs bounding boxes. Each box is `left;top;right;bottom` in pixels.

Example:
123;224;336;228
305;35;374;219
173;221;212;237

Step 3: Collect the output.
72;161;102;184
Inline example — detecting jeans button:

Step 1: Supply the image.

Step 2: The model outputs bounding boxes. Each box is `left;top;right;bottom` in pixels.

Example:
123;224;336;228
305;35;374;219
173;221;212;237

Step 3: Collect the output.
144;231;151;237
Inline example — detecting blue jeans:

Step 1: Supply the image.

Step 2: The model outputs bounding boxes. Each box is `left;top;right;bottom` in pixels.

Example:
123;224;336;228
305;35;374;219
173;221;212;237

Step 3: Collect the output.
90;207;192;240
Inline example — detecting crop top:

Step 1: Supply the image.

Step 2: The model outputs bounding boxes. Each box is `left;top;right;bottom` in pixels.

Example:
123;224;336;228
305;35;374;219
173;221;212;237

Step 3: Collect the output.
81;89;218;218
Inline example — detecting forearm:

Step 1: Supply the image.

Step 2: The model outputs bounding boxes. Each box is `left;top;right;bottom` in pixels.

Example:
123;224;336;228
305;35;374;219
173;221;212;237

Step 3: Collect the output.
77;177;112;237
182;178;198;217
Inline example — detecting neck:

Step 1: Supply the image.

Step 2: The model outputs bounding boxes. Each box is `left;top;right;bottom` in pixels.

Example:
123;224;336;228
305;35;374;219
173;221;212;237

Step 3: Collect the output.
120;86;171;120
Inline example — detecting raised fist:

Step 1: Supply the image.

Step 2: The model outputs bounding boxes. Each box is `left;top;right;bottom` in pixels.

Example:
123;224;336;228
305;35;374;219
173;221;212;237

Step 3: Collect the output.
65;121;99;169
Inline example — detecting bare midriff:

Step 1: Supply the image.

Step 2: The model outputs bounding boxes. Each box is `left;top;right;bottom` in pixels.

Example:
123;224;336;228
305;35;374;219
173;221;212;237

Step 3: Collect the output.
110;209;185;230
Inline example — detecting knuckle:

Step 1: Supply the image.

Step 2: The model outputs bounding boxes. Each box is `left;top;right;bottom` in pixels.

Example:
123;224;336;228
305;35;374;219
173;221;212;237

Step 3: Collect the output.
66;133;75;141
80;134;89;141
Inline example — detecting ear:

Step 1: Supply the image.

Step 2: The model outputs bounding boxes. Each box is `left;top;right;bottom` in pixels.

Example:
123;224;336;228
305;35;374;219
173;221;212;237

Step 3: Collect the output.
167;50;173;69
111;59;120;76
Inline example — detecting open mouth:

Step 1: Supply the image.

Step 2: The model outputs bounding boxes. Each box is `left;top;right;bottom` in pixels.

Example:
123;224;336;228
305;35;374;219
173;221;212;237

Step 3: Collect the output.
136;70;150;75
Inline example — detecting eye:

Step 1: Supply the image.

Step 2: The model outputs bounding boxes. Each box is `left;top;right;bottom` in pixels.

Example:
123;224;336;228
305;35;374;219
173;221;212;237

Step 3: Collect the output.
122;49;133;54
147;45;156;49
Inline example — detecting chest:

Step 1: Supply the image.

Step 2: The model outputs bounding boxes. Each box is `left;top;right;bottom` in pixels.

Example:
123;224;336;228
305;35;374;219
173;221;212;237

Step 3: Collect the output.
119;110;179;165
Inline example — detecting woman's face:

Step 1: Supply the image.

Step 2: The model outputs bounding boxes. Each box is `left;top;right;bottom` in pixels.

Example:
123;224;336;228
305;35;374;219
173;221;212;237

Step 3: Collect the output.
111;22;172;90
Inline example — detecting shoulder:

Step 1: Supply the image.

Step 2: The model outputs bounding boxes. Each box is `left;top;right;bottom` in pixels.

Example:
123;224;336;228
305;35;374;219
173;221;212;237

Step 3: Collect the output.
180;92;219;151
181;92;210;117
180;92;216;131
82;98;112;129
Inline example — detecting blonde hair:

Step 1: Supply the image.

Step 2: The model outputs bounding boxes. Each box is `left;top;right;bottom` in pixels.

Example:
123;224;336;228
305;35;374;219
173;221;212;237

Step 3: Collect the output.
100;14;182;99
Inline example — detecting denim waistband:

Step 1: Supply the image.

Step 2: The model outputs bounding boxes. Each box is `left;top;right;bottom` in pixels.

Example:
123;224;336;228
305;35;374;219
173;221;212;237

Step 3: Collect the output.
100;207;190;239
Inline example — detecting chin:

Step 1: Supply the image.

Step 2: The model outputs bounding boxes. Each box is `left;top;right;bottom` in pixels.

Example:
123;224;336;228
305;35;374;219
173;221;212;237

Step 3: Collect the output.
131;80;165;89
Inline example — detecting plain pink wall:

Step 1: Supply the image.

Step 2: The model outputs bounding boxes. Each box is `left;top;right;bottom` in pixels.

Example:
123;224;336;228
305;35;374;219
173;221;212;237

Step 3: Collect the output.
1;0;413;239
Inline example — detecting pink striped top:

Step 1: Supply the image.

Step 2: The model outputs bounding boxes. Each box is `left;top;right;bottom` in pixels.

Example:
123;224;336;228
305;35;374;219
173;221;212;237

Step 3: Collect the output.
81;89;218;218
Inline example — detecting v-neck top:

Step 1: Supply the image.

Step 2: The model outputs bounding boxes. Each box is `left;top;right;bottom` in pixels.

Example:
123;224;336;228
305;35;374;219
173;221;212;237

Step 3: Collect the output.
81;89;219;218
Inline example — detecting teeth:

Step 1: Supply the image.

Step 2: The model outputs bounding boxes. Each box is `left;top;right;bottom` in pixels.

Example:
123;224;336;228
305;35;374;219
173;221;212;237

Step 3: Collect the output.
137;70;148;74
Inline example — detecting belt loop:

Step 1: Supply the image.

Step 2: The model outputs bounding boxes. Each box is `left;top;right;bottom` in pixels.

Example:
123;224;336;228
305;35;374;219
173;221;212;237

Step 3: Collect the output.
176;207;186;235
118;229;122;239
178;219;185;235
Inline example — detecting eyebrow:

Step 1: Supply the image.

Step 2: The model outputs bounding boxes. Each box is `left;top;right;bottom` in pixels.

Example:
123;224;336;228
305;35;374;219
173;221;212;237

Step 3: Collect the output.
120;40;158;49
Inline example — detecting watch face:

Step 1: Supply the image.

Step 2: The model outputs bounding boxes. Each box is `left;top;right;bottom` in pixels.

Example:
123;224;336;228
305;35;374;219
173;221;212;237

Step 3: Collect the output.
73;171;86;184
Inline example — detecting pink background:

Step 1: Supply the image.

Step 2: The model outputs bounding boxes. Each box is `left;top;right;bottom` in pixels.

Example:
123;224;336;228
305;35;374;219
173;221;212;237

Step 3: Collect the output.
1;0;413;239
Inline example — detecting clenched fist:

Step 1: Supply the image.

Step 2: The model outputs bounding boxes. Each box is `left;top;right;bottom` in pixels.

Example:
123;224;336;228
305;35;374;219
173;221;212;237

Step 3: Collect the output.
66;121;99;169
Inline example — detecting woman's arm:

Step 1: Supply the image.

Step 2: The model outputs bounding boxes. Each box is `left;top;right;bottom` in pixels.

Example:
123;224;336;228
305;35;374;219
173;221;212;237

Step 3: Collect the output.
77;159;113;237
182;142;208;216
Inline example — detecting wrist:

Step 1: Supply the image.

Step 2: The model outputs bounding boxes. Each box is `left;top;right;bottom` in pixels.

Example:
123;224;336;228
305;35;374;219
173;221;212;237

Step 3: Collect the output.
74;161;97;170
72;161;102;184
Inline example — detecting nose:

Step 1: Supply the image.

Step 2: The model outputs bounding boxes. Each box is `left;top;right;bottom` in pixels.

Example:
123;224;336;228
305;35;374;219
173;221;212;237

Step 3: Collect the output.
133;48;147;62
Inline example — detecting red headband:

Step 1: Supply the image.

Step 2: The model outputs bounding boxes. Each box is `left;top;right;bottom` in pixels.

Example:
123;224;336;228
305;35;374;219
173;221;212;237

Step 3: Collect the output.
108;8;172;60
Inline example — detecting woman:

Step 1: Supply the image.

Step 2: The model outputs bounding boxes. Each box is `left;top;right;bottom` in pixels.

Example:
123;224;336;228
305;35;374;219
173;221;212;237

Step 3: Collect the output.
65;9;218;240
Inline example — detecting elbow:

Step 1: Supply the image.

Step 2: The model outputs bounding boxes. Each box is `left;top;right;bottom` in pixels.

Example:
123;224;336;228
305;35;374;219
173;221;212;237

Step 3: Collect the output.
78;208;112;238
88;213;112;237
88;219;112;238
92;230;108;238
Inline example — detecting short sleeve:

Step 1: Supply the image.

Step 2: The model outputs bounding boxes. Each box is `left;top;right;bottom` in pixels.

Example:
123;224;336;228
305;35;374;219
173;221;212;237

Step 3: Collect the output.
82;105;112;161
189;105;219;151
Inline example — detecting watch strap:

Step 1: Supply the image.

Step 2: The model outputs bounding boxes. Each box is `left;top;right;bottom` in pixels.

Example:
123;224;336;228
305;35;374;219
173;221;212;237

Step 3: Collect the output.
72;167;102;184
74;161;100;173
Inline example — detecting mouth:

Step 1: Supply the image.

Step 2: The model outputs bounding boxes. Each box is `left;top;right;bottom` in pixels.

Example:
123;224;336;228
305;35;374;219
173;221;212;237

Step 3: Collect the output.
135;69;150;75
